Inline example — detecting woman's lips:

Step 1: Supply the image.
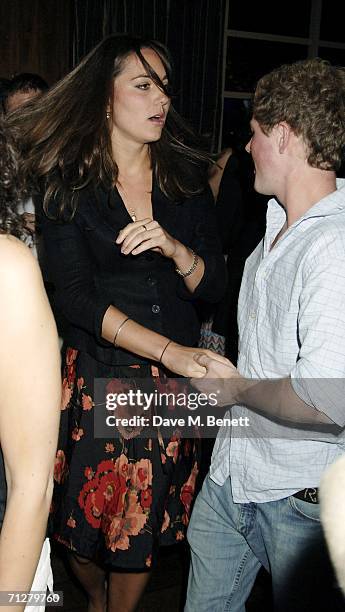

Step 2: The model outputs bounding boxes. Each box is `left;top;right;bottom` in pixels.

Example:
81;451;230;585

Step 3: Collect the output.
148;114;165;126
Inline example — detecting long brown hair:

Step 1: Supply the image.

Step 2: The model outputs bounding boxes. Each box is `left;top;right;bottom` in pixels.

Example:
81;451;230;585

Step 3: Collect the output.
8;35;211;219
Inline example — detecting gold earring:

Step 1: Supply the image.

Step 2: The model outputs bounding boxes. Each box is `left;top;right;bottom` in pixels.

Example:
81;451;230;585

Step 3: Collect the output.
106;110;110;120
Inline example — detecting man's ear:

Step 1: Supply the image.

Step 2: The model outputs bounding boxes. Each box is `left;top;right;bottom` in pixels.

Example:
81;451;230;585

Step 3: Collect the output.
276;122;291;154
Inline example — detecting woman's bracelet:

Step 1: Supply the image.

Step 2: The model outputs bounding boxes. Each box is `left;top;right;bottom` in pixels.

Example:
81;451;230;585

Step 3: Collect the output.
175;250;199;278
159;339;172;363
113;317;131;347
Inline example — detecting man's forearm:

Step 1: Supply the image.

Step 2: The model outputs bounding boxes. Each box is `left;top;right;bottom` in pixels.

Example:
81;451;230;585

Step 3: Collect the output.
234;376;334;426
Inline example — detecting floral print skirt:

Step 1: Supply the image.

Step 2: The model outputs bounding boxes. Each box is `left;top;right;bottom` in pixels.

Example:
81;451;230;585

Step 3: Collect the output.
51;348;200;570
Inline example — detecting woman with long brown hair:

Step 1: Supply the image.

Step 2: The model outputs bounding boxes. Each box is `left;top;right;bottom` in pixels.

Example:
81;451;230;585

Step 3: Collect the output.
9;35;226;611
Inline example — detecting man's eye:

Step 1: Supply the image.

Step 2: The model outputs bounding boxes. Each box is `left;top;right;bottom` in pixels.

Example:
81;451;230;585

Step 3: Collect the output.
136;83;150;90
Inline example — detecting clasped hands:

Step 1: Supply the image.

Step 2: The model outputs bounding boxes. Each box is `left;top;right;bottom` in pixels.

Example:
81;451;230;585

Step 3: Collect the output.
116;217;177;258
191;352;245;408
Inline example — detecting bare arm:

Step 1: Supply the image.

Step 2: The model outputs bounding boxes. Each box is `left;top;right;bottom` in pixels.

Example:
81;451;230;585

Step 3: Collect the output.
192;356;334;426
101;307;228;378
0;236;61;606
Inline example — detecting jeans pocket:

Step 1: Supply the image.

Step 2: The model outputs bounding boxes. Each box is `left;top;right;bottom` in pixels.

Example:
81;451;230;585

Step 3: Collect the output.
288;495;321;522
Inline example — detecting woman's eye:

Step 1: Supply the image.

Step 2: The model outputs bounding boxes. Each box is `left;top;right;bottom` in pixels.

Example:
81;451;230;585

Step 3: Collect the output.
136;83;150;90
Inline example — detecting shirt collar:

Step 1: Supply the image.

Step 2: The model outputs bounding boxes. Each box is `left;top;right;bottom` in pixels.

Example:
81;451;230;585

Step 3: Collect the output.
267;178;345;231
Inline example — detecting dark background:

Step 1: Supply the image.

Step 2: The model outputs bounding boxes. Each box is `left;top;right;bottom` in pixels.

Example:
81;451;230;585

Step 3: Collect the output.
1;0;344;153
0;0;225;151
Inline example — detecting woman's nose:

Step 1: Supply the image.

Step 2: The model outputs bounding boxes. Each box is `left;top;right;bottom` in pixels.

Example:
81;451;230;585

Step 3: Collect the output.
154;85;169;106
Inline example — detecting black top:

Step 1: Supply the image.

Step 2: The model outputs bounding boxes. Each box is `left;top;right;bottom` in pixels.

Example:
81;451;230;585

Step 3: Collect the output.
215;154;244;255
39;180;226;366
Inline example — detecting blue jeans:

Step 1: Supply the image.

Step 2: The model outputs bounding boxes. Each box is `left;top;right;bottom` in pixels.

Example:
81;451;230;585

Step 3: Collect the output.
185;474;344;612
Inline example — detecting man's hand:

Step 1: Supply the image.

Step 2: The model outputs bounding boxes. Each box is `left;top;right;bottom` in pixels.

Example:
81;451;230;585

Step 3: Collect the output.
191;354;243;407
194;354;239;378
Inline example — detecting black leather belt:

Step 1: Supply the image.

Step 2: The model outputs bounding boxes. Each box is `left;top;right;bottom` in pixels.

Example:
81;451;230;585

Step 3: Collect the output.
293;488;318;504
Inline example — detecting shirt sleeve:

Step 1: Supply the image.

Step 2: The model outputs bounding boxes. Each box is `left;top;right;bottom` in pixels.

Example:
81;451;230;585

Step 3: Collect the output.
177;187;227;303
291;246;345;426
39;202;112;345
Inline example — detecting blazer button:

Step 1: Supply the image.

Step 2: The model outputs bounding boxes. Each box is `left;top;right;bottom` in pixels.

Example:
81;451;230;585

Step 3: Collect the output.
152;304;161;314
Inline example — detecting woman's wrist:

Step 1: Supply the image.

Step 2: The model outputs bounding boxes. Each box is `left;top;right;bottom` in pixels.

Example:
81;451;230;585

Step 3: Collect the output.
173;243;197;274
158;339;177;367
175;250;199;278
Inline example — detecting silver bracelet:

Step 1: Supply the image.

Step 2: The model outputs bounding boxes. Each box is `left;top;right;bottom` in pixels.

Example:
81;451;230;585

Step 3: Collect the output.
175;250;199;278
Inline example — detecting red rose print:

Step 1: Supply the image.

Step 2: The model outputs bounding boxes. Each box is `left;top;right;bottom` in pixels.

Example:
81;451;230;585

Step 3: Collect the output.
54;449;68;484
82;393;93;410
71;427;84;441
161;510;170;533
78;454;150;552
105;442;115;453
61;378;73;411
180;462;199;519
84;466;94;480
140;487;152;509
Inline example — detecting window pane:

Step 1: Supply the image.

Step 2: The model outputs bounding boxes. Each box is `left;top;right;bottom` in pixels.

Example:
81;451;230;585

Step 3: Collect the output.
320;0;345;42
225;38;308;93
318;47;345;67
228;2;311;37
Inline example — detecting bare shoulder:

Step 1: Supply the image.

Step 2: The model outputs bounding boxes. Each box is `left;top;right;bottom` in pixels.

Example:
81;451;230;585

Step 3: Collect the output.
0;235;49;330
0;235;42;292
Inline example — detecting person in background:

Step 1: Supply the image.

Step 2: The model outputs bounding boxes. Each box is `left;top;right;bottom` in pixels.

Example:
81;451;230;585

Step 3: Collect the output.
320;454;345;598
10;35;227;612
0;118;60;610
186;58;345;612
206;142;244;357
0;78;10;115
4;72;48;113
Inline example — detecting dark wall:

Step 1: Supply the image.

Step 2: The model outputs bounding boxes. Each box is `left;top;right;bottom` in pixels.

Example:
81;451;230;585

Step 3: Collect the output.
0;0;224;147
0;0;72;86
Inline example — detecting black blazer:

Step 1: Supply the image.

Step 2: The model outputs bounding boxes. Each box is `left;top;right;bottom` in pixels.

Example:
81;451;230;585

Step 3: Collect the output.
39;181;227;366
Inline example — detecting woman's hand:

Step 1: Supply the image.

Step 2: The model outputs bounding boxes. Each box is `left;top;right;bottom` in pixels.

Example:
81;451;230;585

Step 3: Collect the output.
116;218;178;259
161;342;230;378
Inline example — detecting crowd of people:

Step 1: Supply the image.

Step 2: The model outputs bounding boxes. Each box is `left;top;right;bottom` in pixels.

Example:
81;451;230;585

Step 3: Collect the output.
1;34;345;612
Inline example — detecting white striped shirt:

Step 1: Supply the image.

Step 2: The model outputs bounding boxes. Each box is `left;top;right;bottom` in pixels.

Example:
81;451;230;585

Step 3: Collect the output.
210;180;345;502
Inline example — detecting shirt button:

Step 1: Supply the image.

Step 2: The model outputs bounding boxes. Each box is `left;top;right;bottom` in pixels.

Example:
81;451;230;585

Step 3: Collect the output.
152;304;161;314
146;275;157;286
250;312;256;319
